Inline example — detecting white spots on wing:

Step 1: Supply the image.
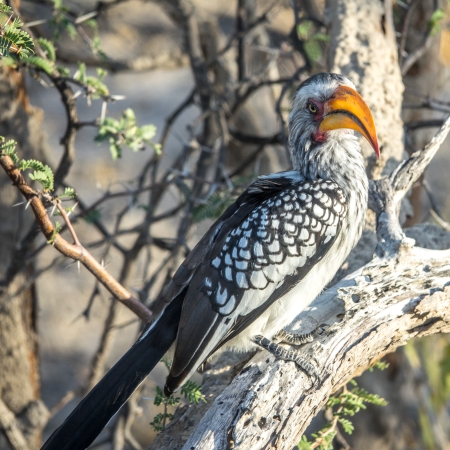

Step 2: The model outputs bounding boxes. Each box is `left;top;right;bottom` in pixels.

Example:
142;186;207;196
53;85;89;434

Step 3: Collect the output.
324;235;332;244
314;191;323;199
232;247;238;259
212;257;221;269
284;203;293;211
225;253;232;265
302;244;316;258
287;245;300;256
304;234;316;246
283;195;291;201
334;202;343;214
268;240;280;253
236;272;248;288
284;222;296;234
240;249;252;260
262;264;278;282
313;204;324;218
225;267;233;281
216;285;228;306
311;220;322;232
251;270;268;289
271;219;280;229
242;220;250;229
269;252;283;263
303;215;310;226
204;277;212;288
254;242;264;257
294;214;303;224
299;228;309;240
226;236;231;243
235;260;248;271
276;199;282;207
257;229;267;238
239;236;248;248
219;295;235;315
322;208;330;222
283;234;295;245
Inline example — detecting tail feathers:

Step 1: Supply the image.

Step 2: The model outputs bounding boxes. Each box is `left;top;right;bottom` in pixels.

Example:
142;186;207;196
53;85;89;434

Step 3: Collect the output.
41;294;183;450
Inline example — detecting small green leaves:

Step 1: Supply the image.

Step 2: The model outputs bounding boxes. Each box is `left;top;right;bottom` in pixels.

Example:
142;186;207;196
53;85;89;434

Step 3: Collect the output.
149;413;174;432
298;378;387;450
0;137;18;163
37;38;56;62
297;20;329;63
19;159;54;191
95;108;160;159
74;62;109;99
429;8;446;36
0;11;34;59
181;381;206;404
23;56;54;75
47;221;61;244
192;191;236;223
60;187;76;200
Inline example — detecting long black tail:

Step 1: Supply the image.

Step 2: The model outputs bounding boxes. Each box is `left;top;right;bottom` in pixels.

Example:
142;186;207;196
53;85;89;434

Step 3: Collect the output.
41;294;183;450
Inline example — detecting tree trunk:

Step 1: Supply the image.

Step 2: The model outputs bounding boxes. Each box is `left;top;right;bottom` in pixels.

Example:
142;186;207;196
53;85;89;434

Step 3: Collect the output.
0;68;49;449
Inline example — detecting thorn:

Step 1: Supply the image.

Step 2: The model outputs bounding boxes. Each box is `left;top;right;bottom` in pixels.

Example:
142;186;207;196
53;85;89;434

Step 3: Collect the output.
100;101;107;125
77;261;81;273
101;258;105;267
25;200;31;210
51;204;57;216
12;201;26;207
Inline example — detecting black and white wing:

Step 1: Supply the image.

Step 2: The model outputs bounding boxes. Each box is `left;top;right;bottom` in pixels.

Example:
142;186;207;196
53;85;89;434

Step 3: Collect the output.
162;172;347;394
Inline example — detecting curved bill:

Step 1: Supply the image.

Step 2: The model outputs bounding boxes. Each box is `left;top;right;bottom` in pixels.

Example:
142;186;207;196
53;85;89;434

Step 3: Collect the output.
319;85;380;158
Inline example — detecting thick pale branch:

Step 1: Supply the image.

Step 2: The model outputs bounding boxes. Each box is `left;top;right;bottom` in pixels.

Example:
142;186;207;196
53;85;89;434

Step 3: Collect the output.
0;155;152;323
182;250;450;450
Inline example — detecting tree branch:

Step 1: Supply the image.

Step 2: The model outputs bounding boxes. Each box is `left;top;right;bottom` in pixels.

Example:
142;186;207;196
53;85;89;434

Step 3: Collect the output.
0;155;153;322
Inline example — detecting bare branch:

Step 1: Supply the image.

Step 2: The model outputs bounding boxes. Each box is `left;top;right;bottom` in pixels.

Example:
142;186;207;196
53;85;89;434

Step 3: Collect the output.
0;155;153;322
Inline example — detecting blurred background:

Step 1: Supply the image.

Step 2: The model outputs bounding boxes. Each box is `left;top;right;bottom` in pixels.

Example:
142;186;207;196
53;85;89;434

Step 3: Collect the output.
0;0;450;449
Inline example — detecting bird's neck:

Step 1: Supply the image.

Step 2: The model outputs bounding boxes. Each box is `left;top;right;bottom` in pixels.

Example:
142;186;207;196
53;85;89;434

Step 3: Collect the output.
292;133;368;242
292;133;368;199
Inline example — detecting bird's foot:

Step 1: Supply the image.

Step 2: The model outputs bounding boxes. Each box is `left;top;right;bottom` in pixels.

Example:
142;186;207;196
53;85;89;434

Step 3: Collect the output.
274;324;329;346
252;335;320;386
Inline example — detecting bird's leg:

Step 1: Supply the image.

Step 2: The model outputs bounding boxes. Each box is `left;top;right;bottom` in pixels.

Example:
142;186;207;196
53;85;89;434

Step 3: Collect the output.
252;335;319;385
274;324;329;346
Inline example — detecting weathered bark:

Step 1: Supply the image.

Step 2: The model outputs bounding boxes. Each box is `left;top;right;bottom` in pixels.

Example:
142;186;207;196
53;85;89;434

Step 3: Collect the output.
0;69;50;449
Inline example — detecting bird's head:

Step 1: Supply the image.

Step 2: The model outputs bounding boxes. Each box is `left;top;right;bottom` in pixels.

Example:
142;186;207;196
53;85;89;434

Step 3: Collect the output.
288;73;379;176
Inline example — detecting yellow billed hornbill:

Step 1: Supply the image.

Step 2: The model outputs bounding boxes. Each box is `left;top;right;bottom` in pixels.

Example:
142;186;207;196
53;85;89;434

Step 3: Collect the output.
42;72;379;450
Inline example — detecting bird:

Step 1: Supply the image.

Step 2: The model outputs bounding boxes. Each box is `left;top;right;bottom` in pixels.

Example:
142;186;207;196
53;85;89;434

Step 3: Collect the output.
41;72;379;450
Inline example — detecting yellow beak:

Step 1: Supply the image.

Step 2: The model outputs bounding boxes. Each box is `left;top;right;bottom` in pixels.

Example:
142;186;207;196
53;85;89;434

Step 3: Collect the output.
318;85;380;158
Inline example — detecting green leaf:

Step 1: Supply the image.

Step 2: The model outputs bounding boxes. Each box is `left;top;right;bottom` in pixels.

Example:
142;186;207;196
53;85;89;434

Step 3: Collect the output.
23;56;54;74
429;8;446;35
297;435;313;450
56;65;70;77
37;37;56;61
181;381;206;404
338;417;354;434
47;221;61;244
153;386;165;407
19;159;54;191
60;187;76;199
192;191;236;223
0;137;18;163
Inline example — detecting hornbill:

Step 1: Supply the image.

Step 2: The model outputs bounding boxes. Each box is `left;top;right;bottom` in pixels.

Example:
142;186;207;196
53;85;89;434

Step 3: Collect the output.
42;72;379;450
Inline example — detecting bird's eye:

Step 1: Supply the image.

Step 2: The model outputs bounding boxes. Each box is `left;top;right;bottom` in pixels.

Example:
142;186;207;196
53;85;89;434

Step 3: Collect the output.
308;102;318;114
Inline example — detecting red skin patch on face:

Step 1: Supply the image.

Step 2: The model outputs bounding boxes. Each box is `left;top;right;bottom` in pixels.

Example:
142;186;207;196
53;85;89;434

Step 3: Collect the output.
308;98;326;143
312;130;327;142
